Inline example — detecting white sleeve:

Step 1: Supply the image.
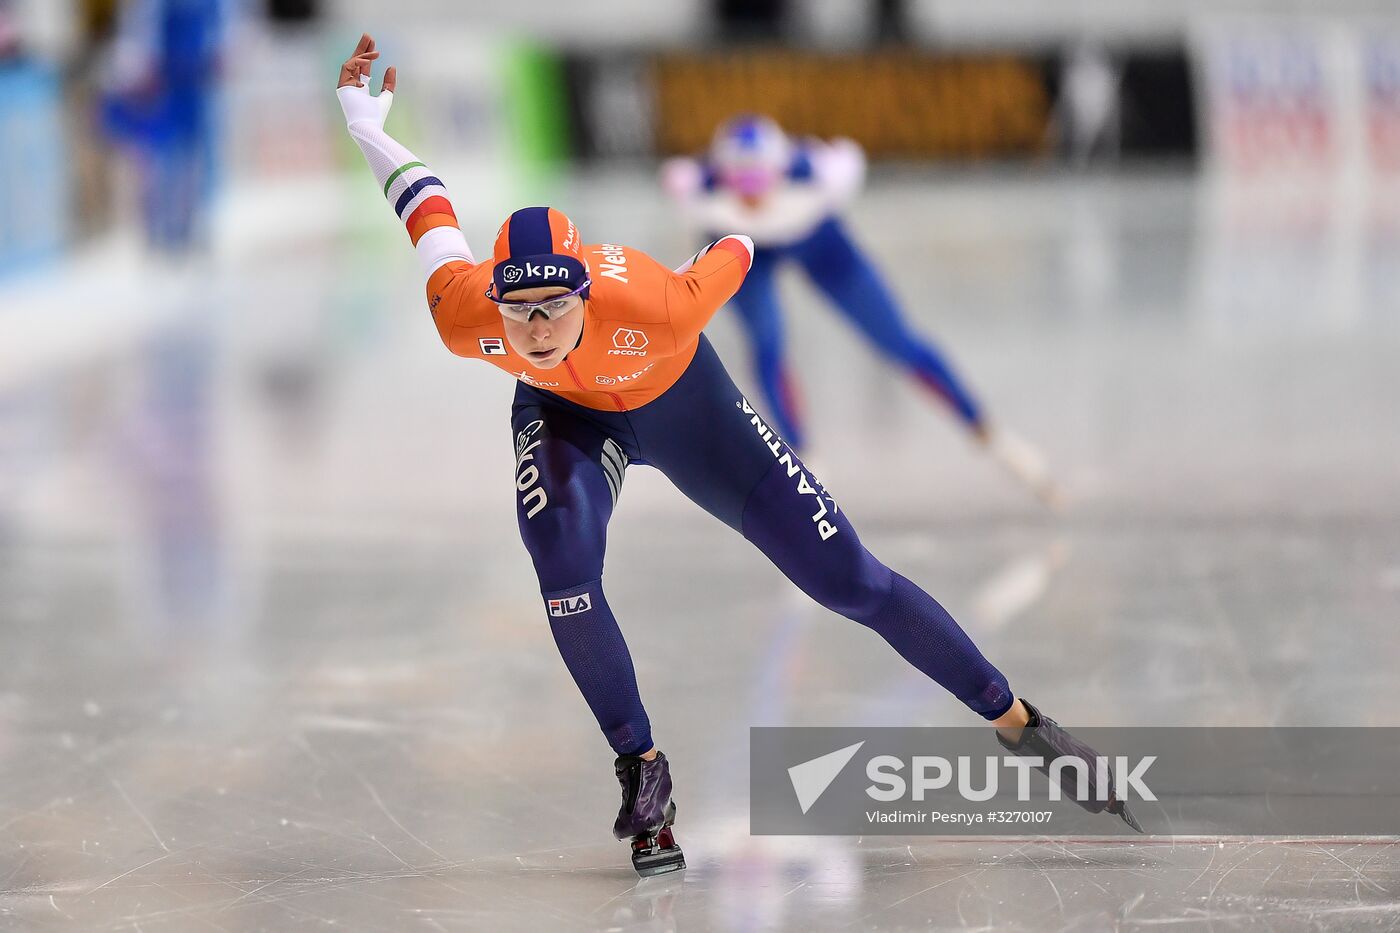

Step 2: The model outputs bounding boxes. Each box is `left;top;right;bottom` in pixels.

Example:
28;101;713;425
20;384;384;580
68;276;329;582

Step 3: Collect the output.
416;225;474;278
810;138;866;209
338;85;475;278
661;156;704;203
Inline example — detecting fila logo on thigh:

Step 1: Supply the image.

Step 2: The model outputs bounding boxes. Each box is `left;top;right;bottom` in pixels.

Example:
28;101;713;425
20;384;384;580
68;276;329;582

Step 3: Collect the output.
515;419;548;519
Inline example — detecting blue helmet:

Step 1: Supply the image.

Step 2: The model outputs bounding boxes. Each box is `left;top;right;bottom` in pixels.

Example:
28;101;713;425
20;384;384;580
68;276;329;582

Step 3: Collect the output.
709;114;792;197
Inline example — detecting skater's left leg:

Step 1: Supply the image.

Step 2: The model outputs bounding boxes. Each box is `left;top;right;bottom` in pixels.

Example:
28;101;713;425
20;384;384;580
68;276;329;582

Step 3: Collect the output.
794;218;985;432
734;434;1016;719
637;338;1013;721
637;342;1137;826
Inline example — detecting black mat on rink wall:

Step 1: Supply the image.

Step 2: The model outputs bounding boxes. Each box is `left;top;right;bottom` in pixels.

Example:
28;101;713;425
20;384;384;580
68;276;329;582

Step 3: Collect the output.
561;45;1197;163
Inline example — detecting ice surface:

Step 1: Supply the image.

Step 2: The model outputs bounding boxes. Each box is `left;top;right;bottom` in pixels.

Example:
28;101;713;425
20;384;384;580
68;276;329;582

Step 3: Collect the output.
0;168;1397;930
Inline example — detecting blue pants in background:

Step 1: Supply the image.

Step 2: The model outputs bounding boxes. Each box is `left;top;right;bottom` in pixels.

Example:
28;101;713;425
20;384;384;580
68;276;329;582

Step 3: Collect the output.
729;217;983;451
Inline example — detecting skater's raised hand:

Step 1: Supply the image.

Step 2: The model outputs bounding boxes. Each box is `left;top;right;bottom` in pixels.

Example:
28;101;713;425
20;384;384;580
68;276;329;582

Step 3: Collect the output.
336;32;397;129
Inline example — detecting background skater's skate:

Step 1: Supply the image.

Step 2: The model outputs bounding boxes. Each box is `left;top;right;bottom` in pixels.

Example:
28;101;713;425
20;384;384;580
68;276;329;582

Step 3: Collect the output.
614;752;686;877
997;700;1143;832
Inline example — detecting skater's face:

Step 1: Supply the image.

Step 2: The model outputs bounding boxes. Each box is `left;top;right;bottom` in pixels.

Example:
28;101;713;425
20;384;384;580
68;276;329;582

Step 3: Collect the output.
498;285;586;369
719;164;780;208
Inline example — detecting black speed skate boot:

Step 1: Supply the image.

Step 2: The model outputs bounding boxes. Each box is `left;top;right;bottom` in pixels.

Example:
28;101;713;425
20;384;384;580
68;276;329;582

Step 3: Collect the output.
613;751;686;877
997;700;1143;833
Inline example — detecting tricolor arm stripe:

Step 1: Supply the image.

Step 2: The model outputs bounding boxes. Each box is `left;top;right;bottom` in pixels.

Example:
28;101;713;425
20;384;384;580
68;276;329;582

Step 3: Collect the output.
672;234;754;275
382;161;425;197
385;163;435;205
405;196;456;234
672;242;711;274
394;176;447;218
711;234;754;273
343;119;474;276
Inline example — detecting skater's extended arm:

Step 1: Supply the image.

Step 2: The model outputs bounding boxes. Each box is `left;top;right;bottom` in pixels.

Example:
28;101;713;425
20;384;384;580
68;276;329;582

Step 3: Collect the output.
809;137;866;208
336;34;473;280
666;234;755;345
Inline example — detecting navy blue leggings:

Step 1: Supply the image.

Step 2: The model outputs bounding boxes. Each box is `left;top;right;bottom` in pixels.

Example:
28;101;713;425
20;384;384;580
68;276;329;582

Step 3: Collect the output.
511;336;1012;756
730;217;983;450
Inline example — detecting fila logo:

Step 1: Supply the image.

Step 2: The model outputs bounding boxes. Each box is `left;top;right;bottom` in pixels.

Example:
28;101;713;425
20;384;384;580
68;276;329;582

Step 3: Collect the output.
480;337;507;355
608;328;649;357
547;594;592;617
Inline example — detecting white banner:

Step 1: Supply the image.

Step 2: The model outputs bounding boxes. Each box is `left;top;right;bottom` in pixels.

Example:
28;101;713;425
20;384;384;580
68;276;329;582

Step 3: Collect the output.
1192;17;1400;180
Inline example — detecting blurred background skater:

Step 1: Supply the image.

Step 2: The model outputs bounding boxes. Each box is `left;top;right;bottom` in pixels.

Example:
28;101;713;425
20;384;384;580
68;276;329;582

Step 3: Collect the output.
1053;41;1124;168
101;0;226;254
663;114;1061;506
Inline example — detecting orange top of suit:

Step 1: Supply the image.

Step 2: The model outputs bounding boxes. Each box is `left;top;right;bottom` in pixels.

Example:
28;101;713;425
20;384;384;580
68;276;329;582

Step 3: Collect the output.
425;237;753;411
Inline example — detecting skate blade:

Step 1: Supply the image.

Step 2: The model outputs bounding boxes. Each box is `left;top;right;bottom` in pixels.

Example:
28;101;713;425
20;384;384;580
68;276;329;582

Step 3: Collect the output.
632;845;686;878
1112;801;1144;834
631;825;686;878
1036;482;1068;513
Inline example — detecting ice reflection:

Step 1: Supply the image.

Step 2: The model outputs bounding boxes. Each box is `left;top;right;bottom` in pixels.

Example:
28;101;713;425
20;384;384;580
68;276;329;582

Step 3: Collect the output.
706;828;862;931
112;318;226;640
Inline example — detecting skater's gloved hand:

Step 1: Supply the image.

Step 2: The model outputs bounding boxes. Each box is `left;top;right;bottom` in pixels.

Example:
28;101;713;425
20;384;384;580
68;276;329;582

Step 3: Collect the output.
660;157;702;201
336;32;396;129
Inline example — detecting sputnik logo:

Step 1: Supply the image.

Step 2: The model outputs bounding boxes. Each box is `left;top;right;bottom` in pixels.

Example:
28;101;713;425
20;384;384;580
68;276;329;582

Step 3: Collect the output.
788;741;865;814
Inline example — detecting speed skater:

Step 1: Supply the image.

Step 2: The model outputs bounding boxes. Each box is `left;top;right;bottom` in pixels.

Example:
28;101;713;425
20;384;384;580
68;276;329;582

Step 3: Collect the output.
336;35;1135;876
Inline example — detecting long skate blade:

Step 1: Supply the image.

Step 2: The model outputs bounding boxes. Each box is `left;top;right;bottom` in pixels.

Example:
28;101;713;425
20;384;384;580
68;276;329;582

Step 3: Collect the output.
632;845;686;877
989;428;1063;510
1116;803;1144;834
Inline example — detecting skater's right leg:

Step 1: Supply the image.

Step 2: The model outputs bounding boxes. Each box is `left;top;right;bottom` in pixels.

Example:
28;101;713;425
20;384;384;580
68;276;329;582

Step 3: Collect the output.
511;392;691;867
510;398;653;758
794;218;984;431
